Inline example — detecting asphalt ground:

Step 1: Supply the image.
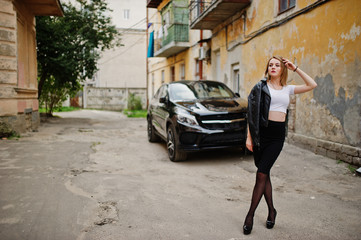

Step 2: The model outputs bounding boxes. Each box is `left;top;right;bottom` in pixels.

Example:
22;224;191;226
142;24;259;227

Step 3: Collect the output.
0;109;360;240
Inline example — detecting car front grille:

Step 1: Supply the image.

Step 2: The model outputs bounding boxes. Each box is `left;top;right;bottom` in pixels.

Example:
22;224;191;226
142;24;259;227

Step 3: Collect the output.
201;131;245;144
199;112;247;130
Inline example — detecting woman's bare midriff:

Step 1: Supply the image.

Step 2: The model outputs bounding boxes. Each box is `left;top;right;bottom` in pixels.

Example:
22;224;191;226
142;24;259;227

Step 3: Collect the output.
268;111;286;122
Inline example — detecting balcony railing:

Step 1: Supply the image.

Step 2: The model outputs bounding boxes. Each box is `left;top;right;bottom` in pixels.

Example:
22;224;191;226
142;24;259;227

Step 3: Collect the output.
189;0;251;30
163;24;189;46
154;23;190;57
189;0;214;25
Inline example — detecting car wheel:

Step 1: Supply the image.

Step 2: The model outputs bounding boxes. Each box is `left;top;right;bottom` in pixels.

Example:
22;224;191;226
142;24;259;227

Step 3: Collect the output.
147;117;160;142
167;124;187;162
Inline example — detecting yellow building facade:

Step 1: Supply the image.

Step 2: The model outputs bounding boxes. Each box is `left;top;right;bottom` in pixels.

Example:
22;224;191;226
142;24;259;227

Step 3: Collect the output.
0;0;63;135
147;0;360;165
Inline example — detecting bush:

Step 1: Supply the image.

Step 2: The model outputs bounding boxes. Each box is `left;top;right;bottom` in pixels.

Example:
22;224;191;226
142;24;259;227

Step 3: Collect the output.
0;121;16;138
128;93;143;110
39;75;82;116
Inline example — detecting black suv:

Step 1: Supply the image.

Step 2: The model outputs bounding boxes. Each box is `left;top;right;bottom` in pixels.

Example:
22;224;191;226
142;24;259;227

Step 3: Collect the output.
147;80;248;162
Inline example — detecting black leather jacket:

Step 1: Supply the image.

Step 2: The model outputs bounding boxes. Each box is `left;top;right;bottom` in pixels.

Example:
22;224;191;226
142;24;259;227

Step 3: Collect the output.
247;78;271;150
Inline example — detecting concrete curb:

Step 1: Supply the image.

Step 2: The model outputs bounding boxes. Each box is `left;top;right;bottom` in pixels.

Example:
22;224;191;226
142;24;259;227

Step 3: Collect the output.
286;132;361;167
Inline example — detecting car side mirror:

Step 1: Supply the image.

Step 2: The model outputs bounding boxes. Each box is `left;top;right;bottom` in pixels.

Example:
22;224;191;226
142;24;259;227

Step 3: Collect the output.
235;93;240;98
159;97;167;104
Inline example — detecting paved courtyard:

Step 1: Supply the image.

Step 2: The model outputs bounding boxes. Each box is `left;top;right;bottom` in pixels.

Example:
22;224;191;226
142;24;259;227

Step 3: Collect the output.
0;110;360;240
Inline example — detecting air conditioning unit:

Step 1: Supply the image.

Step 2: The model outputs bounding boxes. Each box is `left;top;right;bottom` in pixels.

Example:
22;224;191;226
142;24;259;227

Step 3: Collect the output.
199;46;205;60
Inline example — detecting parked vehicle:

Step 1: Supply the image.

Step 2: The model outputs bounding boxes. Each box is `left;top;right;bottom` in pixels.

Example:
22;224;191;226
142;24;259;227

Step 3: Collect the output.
147;80;248;162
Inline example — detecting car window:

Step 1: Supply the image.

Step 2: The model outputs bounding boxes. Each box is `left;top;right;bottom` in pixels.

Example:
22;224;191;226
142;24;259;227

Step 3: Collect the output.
168;81;235;101
169;84;197;101
158;85;168;100
153;88;161;99
154;85;167;100
193;82;235;99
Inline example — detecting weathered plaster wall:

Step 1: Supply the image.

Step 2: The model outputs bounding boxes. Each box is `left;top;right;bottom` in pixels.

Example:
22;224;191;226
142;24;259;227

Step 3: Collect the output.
239;0;361;148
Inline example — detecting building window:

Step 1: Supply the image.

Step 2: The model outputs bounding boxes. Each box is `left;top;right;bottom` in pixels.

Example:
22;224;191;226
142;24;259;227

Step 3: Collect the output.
279;0;295;13
232;64;240;93
123;9;130;20
180;64;185;80
161;70;165;84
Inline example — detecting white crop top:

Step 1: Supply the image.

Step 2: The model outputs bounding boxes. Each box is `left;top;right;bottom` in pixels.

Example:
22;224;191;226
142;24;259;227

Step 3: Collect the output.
268;84;296;113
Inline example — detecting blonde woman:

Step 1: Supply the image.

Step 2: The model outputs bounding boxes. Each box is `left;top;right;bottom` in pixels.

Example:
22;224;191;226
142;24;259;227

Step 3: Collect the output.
243;56;317;235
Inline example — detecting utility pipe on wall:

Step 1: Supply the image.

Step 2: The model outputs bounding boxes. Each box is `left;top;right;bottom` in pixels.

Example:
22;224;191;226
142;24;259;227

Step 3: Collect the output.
199;29;203;80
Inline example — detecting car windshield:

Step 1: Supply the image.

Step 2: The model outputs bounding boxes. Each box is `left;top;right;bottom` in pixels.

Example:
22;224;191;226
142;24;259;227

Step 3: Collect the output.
169;82;235;101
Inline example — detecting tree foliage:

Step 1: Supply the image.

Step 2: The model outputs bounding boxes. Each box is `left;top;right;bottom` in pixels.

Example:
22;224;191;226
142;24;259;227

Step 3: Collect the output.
36;0;121;115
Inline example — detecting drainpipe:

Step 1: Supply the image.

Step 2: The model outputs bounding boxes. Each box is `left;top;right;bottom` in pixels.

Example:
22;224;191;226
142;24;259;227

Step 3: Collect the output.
146;7;149;108
199;30;203;80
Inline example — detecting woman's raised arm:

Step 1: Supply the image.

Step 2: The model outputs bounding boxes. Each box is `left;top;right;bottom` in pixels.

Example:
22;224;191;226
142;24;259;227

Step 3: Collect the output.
282;57;317;94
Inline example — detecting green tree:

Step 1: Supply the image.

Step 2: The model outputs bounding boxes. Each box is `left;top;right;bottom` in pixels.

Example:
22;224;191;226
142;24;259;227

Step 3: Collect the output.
36;0;121;115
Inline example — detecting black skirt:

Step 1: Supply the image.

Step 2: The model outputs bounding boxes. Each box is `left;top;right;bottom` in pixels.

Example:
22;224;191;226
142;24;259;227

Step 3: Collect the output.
253;120;286;174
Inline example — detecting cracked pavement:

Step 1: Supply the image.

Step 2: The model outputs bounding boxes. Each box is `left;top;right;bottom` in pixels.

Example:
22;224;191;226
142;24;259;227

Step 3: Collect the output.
0;110;360;240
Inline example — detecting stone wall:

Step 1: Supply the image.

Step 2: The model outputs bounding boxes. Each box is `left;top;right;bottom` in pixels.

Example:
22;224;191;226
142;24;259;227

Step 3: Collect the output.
85;87;146;110
0;110;39;135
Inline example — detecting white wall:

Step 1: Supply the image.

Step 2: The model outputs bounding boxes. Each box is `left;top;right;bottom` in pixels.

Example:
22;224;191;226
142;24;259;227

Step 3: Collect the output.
95;0;149;89
97;29;146;88
107;0;147;29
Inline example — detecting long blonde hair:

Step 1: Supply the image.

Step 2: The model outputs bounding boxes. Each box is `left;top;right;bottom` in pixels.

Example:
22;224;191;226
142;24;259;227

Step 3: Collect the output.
264;56;288;86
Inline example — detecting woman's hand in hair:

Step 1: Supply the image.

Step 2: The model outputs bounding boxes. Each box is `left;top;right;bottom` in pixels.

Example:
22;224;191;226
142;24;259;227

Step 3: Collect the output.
282;57;318;94
281;57;297;71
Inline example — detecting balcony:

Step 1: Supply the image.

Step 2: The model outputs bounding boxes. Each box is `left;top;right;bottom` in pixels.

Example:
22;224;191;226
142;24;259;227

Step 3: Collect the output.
153;0;190;58
189;0;251;30
147;0;162;8
154;23;190;57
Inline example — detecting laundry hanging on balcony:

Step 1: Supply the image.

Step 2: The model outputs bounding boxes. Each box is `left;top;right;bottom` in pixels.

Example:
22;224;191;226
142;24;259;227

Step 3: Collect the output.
147;31;154;58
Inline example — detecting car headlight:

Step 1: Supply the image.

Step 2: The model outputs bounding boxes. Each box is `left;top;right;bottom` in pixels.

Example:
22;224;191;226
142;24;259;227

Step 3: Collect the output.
177;113;199;126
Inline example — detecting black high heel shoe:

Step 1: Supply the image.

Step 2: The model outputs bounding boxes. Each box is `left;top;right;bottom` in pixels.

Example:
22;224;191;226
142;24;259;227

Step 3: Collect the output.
243;215;254;235
266;209;277;229
243;224;253;235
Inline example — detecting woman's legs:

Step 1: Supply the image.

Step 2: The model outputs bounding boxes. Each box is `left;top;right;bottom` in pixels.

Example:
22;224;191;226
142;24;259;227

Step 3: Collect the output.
264;174;276;221
244;172;268;227
244;172;277;230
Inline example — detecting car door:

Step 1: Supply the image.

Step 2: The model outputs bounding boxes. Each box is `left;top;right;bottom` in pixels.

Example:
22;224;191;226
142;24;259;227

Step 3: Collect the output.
156;85;170;139
151;85;169;139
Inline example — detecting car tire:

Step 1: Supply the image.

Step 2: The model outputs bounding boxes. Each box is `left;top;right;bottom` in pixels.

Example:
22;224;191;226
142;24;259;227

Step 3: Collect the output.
167;124;187;162
147;117;160;142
